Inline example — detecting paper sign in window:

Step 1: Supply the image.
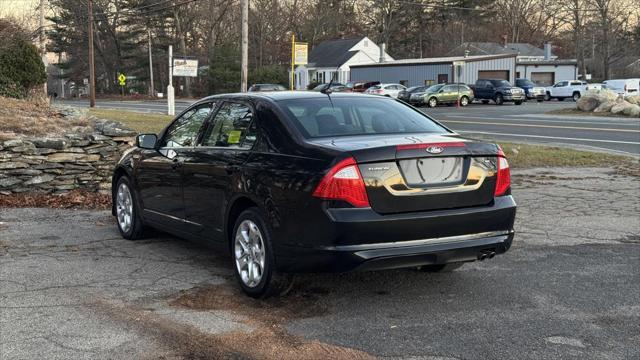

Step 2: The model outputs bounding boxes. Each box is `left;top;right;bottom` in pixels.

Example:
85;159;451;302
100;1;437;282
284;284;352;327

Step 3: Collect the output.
227;130;242;144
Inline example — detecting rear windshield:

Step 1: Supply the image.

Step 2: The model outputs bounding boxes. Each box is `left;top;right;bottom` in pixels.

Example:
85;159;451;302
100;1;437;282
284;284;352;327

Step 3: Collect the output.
277;97;449;138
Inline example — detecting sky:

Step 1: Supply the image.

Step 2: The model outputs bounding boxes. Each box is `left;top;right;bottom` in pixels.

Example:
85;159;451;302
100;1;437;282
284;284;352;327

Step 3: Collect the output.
0;0;41;28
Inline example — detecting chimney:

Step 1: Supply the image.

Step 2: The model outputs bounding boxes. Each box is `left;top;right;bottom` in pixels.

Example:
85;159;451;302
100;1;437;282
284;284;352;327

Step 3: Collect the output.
379;43;386;63
543;41;552;60
502;35;508;48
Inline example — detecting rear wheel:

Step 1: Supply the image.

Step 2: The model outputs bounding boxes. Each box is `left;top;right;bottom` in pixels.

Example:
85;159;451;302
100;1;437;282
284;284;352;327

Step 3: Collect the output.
460;96;469;106
115;176;145;240
232;208;293;298
494;94;504;105
427;97;438;108
417;262;464;273
572;92;581;101
544;92;551;101
514;100;522;105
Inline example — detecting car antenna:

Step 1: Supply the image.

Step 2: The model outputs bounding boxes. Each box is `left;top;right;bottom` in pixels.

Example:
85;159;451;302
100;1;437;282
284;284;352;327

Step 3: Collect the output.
321;65;340;108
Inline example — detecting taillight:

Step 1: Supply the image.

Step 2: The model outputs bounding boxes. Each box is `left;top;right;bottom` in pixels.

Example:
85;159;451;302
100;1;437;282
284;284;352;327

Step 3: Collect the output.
494;147;511;196
312;157;370;208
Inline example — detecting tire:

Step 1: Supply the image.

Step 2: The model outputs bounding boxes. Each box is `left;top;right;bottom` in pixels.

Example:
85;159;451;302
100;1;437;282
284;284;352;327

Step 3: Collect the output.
231;208;293;298
114;176;146;240
427;97;438;108
494;94;504;105
514;100;522;105
544;92;551;101
572;92;581;101
481;100;490;104
460;96;469;107
417;262;464;273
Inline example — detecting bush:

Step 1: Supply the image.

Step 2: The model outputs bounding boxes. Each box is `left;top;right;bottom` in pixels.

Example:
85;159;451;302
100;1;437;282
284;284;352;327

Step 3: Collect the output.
249;65;288;87
0;22;46;98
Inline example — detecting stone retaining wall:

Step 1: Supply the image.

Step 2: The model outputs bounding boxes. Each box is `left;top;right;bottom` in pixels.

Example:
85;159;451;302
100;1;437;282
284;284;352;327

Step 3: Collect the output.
0;120;136;195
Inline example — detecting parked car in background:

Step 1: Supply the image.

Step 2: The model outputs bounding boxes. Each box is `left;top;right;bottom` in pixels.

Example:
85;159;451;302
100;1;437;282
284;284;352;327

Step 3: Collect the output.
515;78;545;102
602;79;640;97
365;83;406;98
585;83;603;91
410;84;474;108
311;83;346;92
248;84;287;92
471;79;525;105
112;92;516;298
351;81;380;93
544;80;588;101
397;85;429;102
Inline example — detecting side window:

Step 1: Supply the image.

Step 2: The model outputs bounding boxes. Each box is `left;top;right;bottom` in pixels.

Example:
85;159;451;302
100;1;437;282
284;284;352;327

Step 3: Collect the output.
442;85;454;92
201;102;256;149
161;103;214;147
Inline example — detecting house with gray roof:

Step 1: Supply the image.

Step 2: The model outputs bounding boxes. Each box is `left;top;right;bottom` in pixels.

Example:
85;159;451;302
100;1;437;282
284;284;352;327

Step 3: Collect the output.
447;42;577;86
293;37;393;90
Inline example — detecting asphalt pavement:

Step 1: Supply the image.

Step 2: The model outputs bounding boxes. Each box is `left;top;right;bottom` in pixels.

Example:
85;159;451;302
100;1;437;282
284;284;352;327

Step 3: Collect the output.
58;98;640;155
1;167;639;359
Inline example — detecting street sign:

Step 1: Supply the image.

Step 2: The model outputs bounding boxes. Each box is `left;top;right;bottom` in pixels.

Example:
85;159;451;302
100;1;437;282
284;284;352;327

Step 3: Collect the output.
118;73;126;86
294;43;308;65
173;59;198;77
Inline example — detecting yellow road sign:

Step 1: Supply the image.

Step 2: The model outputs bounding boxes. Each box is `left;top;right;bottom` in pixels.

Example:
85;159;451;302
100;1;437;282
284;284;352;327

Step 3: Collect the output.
118;73;126;85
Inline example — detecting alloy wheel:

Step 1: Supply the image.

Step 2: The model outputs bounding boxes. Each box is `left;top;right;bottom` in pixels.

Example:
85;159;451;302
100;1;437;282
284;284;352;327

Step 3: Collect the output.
116;183;133;233
234;220;266;288
429;98;437;108
460;96;469;106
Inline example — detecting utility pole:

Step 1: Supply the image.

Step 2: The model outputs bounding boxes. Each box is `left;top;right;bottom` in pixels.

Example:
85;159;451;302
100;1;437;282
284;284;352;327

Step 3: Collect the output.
39;0;48;100
88;0;96;107
167;45;175;115
148;28;154;97
240;0;248;92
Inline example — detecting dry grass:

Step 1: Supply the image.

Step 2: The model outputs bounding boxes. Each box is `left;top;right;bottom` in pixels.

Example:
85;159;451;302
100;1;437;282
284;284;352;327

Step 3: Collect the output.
0;97;88;137
89;108;173;134
546;107;632;118
500;142;639;173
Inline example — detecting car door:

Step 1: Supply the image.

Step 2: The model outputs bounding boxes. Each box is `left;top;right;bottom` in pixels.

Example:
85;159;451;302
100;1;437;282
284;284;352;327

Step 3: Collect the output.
136;102;214;226
440;85;457;103
181;100;258;240
551;81;569;97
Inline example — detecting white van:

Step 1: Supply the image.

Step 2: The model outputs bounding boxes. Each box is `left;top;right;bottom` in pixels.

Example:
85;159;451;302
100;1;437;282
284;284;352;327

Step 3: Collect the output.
602;79;640;97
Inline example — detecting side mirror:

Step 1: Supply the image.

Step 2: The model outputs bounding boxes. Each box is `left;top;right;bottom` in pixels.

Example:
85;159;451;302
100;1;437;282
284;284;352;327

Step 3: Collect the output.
136;134;158;149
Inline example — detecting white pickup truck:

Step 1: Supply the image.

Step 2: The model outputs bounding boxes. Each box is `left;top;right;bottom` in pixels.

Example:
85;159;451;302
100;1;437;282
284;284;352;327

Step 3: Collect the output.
544;80;591;102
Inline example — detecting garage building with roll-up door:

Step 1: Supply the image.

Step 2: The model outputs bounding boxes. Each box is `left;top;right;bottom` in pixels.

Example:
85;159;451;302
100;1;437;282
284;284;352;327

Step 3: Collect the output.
349;54;517;87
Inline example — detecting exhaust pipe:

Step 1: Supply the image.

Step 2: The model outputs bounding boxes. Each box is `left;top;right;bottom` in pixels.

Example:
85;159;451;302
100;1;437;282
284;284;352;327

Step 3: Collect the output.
477;249;496;261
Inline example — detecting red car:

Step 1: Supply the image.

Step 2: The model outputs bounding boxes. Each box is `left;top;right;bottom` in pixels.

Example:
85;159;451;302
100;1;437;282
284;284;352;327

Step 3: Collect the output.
351;81;380;93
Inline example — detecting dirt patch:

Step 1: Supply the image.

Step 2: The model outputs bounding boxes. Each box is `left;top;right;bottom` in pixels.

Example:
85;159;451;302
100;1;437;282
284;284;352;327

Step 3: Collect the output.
95;286;373;360
0;96;88;136
0;190;111;210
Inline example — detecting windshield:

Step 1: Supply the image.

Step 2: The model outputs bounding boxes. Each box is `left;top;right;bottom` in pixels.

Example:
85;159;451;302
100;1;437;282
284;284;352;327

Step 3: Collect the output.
516;79;535;87
425;84;444;93
278;97;448;138
491;80;512;87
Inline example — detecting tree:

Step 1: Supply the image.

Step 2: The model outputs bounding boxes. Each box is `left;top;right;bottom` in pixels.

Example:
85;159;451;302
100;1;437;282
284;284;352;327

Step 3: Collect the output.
0;19;47;98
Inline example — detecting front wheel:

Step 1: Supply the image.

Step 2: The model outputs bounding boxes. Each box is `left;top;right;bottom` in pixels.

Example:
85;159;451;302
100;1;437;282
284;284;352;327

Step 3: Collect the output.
544;92;551;101
427;97;438;108
459;96;469;107
514;100;522;105
114;176;146;240
232;208;293;298
494;94;504;105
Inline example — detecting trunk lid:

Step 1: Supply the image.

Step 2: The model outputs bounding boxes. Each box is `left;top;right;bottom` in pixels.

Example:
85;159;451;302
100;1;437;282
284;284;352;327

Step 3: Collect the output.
308;134;500;214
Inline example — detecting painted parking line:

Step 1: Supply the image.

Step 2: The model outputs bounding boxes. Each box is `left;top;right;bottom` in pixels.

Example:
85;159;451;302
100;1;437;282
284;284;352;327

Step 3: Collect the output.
441;120;640;133
456;130;640;146
440;114;640;127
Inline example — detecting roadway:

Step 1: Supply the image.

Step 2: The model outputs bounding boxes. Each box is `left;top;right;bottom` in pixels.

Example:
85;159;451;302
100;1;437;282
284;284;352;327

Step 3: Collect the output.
58;98;640;155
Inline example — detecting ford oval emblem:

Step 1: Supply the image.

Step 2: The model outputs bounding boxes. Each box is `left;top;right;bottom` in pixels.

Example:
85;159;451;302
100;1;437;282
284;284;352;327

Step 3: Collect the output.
426;146;444;154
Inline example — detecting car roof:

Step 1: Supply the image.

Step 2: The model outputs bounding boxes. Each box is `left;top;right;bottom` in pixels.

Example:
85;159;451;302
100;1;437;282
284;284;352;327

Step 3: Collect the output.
198;91;389;103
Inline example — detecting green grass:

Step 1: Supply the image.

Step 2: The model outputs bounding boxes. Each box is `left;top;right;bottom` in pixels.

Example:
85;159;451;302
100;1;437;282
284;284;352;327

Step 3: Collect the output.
499;142;638;170
90;108;638;172
89;108;172;133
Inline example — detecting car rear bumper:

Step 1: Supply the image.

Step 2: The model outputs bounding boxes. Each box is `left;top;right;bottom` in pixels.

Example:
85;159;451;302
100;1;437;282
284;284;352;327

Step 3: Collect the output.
274;195;517;272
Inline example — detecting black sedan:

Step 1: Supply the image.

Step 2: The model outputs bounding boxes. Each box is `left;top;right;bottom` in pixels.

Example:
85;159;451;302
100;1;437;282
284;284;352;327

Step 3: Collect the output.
397;85;429;102
112;92;516;298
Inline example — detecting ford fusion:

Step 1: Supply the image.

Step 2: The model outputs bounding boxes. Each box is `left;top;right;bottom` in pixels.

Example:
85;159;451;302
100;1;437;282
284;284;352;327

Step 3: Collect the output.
112;92;516;298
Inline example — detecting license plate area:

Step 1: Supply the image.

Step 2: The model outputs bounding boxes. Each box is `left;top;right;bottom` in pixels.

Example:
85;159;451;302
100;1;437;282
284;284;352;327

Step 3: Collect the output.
398;157;467;188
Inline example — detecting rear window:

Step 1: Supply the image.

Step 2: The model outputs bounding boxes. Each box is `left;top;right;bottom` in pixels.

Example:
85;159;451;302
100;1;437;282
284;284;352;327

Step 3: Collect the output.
277;97;448;138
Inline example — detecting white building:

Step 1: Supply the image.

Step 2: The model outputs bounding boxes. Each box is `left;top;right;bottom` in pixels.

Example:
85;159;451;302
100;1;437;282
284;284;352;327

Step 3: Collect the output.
294;37;393;90
447;42;578;86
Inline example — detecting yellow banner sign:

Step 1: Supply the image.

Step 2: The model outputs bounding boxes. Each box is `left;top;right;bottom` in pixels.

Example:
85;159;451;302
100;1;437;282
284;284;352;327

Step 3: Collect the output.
294;43;308;65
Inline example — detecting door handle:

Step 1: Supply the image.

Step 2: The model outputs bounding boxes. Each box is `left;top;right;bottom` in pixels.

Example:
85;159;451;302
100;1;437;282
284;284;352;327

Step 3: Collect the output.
172;158;184;170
